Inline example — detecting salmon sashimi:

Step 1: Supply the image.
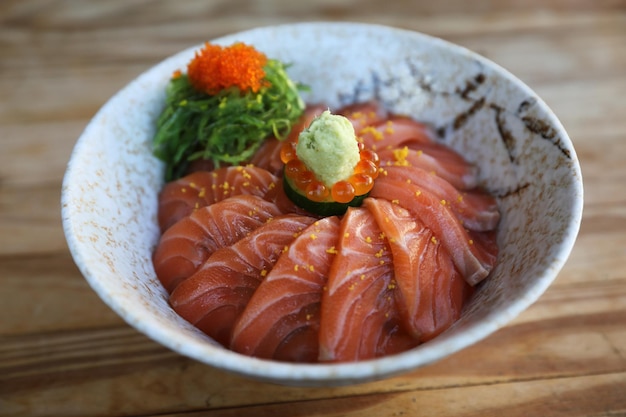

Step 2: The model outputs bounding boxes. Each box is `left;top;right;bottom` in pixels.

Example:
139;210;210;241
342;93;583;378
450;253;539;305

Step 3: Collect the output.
249;104;327;176
153;195;285;293
356;117;434;152
467;228;499;275
157;166;279;231
152;102;501;363
378;143;479;190
364;198;433;339
169;215;317;346
370;178;496;285
430;248;473;341
381;165;500;232
247;139;283;177
230;216;341;362
365;198;472;341
318;207;418;362
337;101;389;133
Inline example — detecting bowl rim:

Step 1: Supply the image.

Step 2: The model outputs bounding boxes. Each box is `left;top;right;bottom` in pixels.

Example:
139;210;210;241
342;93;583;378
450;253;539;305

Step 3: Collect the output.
62;21;584;385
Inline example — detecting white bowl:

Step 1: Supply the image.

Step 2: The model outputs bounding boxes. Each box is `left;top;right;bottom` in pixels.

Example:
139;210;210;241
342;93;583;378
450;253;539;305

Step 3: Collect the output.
62;22;583;386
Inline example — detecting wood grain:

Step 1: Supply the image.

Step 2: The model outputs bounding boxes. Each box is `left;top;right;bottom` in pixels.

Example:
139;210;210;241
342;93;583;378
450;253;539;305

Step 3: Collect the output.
1;0;625;416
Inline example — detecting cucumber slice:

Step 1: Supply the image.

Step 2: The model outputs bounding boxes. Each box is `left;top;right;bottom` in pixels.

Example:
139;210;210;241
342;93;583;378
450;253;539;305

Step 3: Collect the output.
283;174;369;216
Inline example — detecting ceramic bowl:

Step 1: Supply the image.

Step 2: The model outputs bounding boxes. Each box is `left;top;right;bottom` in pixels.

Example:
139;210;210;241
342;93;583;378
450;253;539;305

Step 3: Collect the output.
61;22;583;386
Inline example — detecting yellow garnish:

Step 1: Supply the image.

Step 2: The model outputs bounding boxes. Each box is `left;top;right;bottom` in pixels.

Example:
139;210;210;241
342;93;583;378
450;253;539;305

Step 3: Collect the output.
393;146;410;166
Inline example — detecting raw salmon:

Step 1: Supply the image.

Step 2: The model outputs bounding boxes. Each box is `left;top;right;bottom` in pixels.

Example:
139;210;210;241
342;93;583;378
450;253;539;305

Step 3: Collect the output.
153;195;285;293
318;207;418;362
246;139;283;177
369;178;496;285
157;166;279;231
337;101;389;133
365;198;472;341
356;117;434;152
381;165;499;232
378;142;479;190
230;216;341;362
169;215;317;346
467;228;499;277
430;250;473;341
153;102;501;363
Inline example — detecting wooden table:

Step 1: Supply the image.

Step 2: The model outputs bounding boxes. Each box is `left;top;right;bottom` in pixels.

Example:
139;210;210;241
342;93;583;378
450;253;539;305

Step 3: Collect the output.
1;1;625;415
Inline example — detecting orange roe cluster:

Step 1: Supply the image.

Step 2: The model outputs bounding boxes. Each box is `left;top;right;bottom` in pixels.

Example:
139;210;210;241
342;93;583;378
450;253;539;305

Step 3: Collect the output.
186;42;268;95
281;139;380;204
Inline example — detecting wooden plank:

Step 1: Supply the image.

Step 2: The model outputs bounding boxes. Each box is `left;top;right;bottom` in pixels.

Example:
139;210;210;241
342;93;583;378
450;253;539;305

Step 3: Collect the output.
561;233;626;285
2;13;623;84
1;322;624;416
0;183;69;256
0;254;123;335
1;0;623;33
161;373;626;417
1;13;623;113
1;281;624;415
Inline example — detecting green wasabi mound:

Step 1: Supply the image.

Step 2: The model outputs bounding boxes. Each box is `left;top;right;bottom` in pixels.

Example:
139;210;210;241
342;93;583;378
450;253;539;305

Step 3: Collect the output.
296;110;360;187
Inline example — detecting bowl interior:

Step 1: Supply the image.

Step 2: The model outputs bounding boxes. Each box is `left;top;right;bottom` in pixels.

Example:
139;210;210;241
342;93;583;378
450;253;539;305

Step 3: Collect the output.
62;22;583;386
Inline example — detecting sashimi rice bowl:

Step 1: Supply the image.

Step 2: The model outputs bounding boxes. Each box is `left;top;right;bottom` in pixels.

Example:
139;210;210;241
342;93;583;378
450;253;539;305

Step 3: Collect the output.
62;22;583;386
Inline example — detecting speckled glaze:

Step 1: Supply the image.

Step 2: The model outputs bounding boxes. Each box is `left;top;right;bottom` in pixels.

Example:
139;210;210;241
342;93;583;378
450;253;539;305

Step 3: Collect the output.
61;22;583;386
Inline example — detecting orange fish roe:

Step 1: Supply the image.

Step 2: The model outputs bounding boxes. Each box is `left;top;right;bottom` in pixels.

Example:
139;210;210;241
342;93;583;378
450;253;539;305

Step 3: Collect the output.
186;42;269;95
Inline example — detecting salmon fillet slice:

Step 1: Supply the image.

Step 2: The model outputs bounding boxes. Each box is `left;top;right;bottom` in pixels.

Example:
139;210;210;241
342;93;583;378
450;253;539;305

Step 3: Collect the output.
231;216;341;362
319;207;417;362
370;178;497;285
378;142;479;190
153;195;285;292
168;215;316;346
381;165;500;232
365;198;473;341
158;166;279;231
337;101;389;133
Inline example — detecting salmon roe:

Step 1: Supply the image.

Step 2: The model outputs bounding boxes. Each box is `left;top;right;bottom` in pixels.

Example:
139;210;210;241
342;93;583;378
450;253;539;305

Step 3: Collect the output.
186;42;268;95
282;139;380;204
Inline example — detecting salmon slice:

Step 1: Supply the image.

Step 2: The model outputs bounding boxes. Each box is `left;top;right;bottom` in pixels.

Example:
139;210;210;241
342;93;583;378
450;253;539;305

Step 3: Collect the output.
370;178;496;285
365;198;472;341
337;101;389;132
378;143;479;190
249;104;327;176
157;166;279;231
356;117;434;152
364;198;433;339
153;195;285;293
319;207;418;362
467;228;499;276
381;165;499;232
169;215;316;346
230;216;341;362
247;139;283;177
429;248;474;341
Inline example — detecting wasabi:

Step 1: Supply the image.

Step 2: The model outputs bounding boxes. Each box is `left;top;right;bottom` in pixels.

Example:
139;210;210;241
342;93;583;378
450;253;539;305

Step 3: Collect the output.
296;110;360;188
281;110;380;215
